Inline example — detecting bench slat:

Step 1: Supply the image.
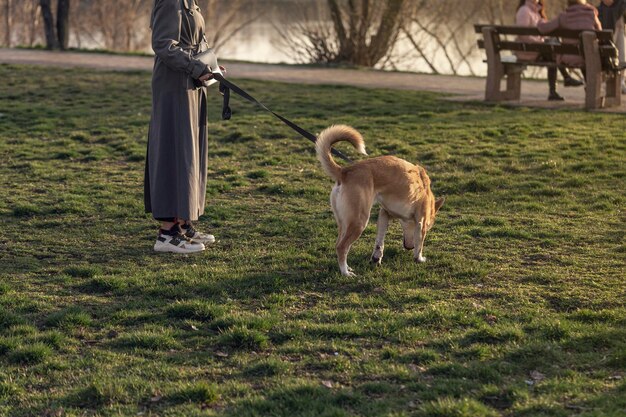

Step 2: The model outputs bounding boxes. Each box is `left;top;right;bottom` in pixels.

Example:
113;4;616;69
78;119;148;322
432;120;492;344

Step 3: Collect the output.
477;40;620;63
477;39;580;55
474;24;613;42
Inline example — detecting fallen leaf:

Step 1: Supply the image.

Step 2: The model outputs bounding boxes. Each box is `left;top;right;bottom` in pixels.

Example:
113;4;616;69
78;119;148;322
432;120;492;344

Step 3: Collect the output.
321;380;333;389
530;370;545;383
408;364;427;373
215;351;229;358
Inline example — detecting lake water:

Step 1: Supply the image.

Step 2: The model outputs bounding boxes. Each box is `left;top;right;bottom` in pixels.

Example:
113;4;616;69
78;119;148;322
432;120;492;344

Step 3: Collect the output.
216;22;487;76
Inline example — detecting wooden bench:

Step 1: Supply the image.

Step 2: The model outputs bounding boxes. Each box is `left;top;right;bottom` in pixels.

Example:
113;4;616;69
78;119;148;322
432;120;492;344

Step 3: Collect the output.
474;24;624;110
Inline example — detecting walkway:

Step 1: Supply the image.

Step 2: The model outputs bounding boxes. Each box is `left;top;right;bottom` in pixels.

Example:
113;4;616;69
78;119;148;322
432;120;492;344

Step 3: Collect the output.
1;48;624;112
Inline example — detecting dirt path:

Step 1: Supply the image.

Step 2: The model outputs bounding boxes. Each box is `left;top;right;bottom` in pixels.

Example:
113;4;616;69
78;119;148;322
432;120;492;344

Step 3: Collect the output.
1;48;623;112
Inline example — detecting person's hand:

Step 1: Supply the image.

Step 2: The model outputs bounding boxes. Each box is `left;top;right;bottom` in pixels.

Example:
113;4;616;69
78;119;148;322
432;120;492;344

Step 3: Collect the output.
198;71;214;82
198;65;226;82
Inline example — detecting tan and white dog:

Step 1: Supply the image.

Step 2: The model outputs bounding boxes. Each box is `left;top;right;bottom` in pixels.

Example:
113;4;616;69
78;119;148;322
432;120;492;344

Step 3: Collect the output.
316;125;444;276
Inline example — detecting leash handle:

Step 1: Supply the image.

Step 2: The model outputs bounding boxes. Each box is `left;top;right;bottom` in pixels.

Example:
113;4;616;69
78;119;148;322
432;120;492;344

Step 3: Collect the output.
219;82;231;120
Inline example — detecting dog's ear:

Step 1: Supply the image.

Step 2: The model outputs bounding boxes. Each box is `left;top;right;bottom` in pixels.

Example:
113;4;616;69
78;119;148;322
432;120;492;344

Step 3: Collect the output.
434;197;445;213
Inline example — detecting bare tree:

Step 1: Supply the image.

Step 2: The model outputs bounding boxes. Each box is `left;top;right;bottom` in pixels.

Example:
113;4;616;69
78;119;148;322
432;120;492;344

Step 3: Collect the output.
391;0;524;75
26;1;42;47
56;0;69;49
398;0;487;75
201;0;262;52
0;1;42;47
68;0;257;54
71;0;151;52
38;0;71;50
40;0;58;49
3;0;11;47
275;0;409;67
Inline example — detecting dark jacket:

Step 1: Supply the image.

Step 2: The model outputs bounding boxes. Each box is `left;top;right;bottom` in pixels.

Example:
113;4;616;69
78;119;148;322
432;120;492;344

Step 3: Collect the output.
598;0;626;31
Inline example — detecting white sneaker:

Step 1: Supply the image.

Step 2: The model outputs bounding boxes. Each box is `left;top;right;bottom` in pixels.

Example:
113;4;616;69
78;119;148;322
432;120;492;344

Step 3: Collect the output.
181;223;215;245
154;230;205;254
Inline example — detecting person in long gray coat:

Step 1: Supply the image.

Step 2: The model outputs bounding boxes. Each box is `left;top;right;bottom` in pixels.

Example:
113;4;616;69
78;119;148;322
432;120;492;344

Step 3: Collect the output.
144;0;217;253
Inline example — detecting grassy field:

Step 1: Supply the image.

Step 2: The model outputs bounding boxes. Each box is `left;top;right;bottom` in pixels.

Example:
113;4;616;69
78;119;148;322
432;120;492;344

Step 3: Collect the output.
0;63;625;417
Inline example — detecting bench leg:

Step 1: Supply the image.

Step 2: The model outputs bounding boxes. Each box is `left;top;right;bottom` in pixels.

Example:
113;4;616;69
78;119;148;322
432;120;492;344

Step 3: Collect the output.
585;72;604;110
583;32;605;110
604;70;622;107
503;66;522;101
482;27;521;102
485;64;522;102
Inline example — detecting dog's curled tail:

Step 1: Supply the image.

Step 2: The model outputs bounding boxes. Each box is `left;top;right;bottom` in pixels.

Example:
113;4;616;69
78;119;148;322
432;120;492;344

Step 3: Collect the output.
316;125;367;181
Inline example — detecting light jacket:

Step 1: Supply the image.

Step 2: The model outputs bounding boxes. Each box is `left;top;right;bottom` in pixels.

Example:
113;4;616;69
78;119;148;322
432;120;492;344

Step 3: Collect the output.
515;1;545;61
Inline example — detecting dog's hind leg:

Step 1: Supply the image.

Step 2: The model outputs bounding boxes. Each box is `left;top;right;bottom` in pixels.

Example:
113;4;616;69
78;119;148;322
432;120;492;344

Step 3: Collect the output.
336;220;367;277
334;188;372;277
371;208;389;265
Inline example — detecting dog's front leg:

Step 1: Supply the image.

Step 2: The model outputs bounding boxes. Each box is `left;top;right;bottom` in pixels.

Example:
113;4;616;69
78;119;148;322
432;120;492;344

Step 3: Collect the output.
371;208;389;265
413;219;427;263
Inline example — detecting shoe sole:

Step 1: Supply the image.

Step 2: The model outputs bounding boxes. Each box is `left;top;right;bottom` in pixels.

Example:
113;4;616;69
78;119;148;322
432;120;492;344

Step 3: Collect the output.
154;243;205;254
193;237;216;245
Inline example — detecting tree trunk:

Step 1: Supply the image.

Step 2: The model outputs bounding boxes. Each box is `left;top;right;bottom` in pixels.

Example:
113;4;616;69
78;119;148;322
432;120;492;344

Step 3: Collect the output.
56;0;70;50
40;0;58;49
325;0;406;67
367;0;406;66
4;0;11;47
327;0;347;59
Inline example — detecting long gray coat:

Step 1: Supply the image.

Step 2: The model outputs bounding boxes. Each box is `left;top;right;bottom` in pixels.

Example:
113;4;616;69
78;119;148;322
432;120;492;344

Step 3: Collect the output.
144;0;210;221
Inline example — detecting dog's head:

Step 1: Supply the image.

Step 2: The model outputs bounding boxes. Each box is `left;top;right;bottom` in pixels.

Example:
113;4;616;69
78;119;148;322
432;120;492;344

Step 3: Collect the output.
428;196;445;231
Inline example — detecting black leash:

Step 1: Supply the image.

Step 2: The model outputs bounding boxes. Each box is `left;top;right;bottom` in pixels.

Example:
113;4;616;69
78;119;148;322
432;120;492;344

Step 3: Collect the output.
213;73;353;163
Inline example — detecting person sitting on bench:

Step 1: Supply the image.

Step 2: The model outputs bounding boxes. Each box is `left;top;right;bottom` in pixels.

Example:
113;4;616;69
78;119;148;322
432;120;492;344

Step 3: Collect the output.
516;0;585;101
538;0;603;81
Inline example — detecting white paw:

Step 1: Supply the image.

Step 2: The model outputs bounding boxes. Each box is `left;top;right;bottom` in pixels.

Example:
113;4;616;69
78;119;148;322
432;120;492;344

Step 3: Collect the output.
415;255;427;263
340;266;356;277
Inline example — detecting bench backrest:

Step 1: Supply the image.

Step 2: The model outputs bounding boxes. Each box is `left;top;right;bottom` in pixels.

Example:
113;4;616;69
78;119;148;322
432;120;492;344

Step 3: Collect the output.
474;24;613;42
474;24;616;64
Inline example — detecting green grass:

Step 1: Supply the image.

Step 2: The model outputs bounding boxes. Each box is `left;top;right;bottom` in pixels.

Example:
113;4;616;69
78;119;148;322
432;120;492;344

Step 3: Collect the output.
0;63;625;416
